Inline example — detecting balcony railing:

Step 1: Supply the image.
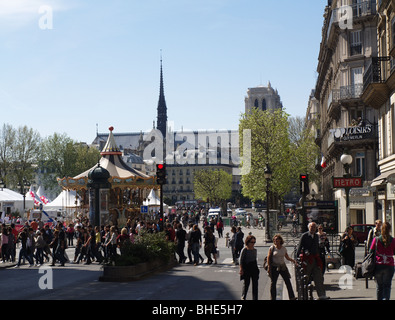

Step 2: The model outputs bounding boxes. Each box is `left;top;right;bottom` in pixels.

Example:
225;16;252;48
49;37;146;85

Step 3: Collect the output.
327;0;376;40
329;84;364;108
363;57;390;91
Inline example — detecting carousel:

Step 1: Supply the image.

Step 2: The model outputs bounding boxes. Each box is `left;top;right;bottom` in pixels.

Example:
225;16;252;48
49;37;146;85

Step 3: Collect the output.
58;126;158;226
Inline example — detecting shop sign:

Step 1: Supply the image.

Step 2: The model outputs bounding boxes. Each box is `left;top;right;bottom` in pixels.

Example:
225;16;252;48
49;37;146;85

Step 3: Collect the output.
333;177;363;188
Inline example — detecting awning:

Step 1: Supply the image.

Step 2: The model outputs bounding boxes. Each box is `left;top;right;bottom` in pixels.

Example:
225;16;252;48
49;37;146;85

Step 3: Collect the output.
371;169;395;187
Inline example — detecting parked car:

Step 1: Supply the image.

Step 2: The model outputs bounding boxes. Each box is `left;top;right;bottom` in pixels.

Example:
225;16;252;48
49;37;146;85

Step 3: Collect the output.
351;224;375;246
207;208;222;221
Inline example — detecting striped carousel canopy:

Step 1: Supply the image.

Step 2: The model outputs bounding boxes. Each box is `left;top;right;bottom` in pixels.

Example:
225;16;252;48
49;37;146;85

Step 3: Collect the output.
58;126;156;190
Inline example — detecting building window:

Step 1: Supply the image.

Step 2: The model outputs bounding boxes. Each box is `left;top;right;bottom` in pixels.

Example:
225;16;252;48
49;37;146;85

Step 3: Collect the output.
262;98;267;111
349;107;363;126
350;30;362;56
254;99;259;109
355;152;365;178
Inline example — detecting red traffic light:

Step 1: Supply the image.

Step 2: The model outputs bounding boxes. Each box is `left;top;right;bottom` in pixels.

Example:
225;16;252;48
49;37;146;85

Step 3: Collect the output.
300;175;307;179
157;164;164;170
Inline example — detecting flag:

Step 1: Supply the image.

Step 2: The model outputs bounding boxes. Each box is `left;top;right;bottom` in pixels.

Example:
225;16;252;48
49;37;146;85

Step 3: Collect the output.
320;155;327;168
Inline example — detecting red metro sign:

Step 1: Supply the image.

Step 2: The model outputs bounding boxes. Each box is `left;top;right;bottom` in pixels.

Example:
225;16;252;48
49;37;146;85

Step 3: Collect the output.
333;177;363;188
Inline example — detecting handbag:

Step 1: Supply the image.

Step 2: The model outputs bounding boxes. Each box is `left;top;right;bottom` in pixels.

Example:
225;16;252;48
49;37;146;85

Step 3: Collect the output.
361;237;378;278
263;246;274;271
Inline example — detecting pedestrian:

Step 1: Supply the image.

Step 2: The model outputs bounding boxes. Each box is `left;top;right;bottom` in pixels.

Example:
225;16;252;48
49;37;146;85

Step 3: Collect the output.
55;223;67;266
186;223;193;264
203;226;216;264
7;227;15;262
370;222;395;300
34;230;46;266
239;235;259;300
72;225;84;263
366;220;382;253
116;227;130;255
216;218;224;238
189;224;202;266
340;226;357;268
268;234;296;300
1;226;9;263
229;226;237;264
317;224;330;275
175;223;187;263
15;228;34;267
296;222;329;300
66;223;75;247
234;226;244;264
104;226;117;260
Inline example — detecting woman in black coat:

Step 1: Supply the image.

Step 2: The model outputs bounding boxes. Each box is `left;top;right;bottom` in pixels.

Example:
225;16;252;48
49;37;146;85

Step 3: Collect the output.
340;226;358;268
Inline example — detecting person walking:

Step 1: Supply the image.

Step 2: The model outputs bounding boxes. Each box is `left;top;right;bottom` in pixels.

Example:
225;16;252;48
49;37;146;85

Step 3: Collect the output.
175;223;187;263
216;218;224;238
203;226;216;264
367;220;382;253
189;224;202;266
340;226;357;268
15;228;34;267
234;226;244;265
239;235;259;300
296;222;329;300
370;222;395;300
267;234;296;300
317;224;330;275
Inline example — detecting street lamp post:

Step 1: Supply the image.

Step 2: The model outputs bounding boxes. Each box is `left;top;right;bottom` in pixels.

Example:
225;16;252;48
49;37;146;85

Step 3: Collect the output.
18;178;31;213
264;164;272;243
340;151;353;227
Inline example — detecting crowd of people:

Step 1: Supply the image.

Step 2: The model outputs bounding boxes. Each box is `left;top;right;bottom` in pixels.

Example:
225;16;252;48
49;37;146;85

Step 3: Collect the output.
0;217;168;268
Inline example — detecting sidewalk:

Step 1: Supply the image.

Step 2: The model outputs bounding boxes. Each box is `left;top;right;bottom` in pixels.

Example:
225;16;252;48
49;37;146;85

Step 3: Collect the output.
247;225;394;300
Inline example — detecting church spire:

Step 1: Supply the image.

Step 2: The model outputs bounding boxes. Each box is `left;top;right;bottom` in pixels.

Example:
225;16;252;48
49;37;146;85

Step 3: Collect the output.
157;52;167;139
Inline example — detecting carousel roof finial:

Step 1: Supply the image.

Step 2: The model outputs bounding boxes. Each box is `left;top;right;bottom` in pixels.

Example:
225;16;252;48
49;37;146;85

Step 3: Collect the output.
100;126;122;155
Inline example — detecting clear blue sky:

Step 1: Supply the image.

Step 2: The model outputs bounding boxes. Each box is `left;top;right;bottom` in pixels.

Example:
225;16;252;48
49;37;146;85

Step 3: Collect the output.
0;0;326;143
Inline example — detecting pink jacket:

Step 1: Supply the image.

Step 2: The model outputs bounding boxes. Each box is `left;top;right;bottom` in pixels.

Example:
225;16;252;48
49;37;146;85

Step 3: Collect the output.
371;237;395;266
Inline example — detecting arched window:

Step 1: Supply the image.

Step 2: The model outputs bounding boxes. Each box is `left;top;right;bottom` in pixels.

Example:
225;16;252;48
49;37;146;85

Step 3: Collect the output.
262;98;267;111
254;99;259;109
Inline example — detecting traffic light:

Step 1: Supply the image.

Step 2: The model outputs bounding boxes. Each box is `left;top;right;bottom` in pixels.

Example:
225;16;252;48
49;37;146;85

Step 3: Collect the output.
156;163;167;185
300;174;309;195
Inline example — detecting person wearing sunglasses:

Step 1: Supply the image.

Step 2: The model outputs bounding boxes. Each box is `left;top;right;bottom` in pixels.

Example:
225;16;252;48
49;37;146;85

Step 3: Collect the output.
239;235;259;300
268;234;296;300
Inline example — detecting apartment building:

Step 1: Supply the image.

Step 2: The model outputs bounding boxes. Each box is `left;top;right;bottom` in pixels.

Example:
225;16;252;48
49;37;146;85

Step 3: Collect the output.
315;0;379;232
362;0;395;232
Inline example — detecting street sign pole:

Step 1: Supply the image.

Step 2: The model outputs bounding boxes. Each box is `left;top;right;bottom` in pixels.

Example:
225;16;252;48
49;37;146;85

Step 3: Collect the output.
333;177;363;227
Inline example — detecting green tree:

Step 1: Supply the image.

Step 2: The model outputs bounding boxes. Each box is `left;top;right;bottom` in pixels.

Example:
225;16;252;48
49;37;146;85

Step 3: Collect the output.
193;169;232;206
288;116;320;189
0;124;16;187
239;108;292;203
12;125;41;188
40;133;100;191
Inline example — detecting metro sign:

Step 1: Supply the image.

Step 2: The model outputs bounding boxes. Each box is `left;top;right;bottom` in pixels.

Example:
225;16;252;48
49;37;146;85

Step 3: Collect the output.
333;177;363;188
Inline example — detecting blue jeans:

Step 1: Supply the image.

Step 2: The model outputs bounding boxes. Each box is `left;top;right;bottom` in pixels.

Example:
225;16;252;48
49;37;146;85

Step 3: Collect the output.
17;247;33;266
191;242;200;264
375;264;395;300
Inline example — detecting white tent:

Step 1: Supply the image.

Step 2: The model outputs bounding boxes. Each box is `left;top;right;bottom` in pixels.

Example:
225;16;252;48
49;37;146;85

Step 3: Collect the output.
43;190;80;210
143;189;161;206
0;188;34;214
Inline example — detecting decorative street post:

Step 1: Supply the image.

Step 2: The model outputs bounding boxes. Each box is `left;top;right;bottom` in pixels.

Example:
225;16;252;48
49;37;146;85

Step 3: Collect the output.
340;151;353;227
87;163;111;228
18;178;31;213
264;164;272;243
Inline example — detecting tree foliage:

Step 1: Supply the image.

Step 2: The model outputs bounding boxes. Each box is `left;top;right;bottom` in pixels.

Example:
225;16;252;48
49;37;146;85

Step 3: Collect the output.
239;109;292;202
193;169;232;205
239;110;320;203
